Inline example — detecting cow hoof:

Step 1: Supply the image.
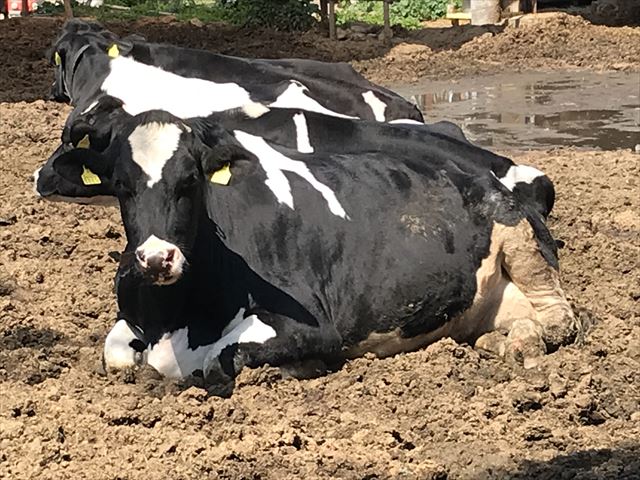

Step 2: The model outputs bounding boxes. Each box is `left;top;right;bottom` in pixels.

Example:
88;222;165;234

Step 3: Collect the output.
504;318;546;367
204;358;233;397
541;311;581;352
475;331;507;358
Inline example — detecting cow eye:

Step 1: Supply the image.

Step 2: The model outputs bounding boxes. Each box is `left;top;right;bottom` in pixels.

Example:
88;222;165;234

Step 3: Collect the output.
177;174;198;194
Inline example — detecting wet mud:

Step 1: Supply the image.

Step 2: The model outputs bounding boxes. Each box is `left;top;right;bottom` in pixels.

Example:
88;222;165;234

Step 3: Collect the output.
1;13;639;480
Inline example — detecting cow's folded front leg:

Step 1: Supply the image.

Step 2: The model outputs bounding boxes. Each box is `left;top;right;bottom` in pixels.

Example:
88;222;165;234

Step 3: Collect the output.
203;312;340;390
103;318;147;372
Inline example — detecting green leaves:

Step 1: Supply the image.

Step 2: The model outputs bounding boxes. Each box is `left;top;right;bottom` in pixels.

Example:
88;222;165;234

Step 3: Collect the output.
337;0;450;29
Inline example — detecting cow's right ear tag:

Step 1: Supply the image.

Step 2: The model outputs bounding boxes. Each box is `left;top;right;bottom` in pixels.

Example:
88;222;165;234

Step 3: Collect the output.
210;163;231;186
108;44;120;58
81;166;101;186
77;135;90;149
54;52;61;66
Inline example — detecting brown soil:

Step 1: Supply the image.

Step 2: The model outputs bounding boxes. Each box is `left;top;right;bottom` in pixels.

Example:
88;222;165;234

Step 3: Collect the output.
1;14;639;480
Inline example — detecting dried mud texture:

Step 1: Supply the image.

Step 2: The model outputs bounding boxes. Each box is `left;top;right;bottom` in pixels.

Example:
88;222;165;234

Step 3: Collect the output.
1;12;640;102
1;97;640;479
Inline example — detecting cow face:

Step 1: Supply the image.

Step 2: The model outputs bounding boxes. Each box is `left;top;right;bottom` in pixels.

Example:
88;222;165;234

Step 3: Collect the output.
49;20;136;103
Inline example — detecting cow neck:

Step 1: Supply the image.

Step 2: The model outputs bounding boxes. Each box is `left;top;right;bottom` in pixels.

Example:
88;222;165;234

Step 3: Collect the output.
71;52;110;107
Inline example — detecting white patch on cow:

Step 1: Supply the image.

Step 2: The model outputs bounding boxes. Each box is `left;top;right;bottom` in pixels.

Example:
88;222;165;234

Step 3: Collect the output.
292;113;314;153
136;234;186;284
242;102;270;119
102;56;253;118
362;90;387;121
499;165;545;191
146;327;212;379
32;167;42;197
81;100;99;114
103;319;144;370
128;122;182;188
268;80;355;119
388;119;424;125
233;130;348;219
203;314;277;376
221;308;247;337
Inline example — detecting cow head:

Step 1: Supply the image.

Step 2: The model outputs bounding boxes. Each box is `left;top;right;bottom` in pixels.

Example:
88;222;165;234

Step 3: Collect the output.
48;110;250;285
34;96;128;204
48;20;140;103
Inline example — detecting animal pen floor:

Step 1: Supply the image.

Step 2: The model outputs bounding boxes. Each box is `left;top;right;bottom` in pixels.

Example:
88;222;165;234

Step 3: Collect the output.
0;12;639;480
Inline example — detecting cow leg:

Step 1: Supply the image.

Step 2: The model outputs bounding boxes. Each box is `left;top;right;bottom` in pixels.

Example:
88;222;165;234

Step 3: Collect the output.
103;319;146;371
497;220;579;352
203;312;340;389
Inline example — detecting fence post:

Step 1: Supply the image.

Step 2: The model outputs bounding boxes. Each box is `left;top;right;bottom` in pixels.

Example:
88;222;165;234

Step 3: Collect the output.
382;0;391;44
328;0;336;39
63;0;73;17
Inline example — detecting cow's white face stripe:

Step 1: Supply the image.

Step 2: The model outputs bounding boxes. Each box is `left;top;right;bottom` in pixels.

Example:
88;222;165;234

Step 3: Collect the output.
146;327;212;378
128;122;182;188
499;165;545;191
81;100;99;114
233;130;349;219
242;102;270;119
102;56;253;118
388;118;424;125
103;319;144;370
292;113;314;153
362;90;387;122
203;314;277;377
268;80;355;119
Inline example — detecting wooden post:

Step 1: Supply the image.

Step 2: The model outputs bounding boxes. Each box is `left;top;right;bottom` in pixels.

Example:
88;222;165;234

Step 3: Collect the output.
63;0;73;18
328;0;336;40
382;0;391;45
20;0;28;16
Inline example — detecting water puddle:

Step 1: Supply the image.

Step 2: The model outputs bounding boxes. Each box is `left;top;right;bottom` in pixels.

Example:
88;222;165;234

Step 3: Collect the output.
393;71;640;150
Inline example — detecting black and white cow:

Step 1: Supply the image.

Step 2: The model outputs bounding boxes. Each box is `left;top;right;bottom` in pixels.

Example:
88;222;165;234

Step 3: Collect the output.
35;96;554;219
49;19;423;122
47;109;578;384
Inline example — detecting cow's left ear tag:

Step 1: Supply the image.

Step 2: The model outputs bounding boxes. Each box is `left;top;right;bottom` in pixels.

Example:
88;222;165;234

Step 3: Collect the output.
108;44;120;58
77;135;90;149
54;52;61;66
210;163;232;186
81;166;101;186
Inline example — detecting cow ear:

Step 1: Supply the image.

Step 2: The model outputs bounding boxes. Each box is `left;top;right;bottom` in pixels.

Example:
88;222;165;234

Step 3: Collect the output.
51;148;113;190
200;144;257;187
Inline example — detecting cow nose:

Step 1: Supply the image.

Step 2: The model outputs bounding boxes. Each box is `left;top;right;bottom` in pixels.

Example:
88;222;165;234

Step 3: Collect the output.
135;235;185;285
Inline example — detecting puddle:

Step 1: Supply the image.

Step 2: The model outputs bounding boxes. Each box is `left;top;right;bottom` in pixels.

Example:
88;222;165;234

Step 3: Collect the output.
393;71;640;150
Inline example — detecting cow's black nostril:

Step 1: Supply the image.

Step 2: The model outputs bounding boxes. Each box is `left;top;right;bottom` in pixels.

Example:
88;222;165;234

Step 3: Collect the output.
146;255;164;273
166;250;175;262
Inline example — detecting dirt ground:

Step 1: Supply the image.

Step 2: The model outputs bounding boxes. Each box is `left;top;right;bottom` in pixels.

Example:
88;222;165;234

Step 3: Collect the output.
1;13;639;480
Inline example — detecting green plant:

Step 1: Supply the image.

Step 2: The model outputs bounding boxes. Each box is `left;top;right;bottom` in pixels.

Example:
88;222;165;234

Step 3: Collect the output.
337;0;450;29
222;0;319;31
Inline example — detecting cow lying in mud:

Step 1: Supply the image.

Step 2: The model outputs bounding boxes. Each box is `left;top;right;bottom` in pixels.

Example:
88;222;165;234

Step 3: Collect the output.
35;96;555;220
44;108;580;388
49;19;423;122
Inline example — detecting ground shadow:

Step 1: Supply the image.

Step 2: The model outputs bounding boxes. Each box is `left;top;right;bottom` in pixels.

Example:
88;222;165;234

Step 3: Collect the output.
486;444;640;479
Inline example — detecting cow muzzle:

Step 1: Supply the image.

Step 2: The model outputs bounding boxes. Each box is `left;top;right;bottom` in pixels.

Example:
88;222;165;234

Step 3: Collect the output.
135;235;186;285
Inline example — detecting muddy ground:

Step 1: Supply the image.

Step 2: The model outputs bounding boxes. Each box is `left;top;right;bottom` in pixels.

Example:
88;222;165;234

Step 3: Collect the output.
1;13;639;480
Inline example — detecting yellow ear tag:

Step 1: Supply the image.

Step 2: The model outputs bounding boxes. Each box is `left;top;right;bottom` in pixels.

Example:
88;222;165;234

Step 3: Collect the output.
210;163;231;185
81;166;101;186
77;134;90;149
54;52;61;66
108;44;120;58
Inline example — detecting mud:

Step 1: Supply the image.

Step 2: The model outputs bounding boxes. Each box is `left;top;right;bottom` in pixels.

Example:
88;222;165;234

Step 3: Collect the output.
1;13;640;480
395;71;640;151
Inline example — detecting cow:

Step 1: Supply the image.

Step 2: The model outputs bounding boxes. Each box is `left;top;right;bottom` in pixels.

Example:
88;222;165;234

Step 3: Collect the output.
35;96;554;219
49;19;423;123
46;108;579;387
